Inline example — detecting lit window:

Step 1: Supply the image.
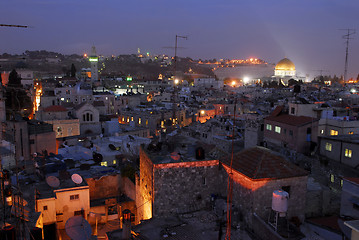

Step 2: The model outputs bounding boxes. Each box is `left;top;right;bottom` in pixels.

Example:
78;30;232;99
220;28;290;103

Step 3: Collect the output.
320;129;324;135
348;131;354;135
330;130;338;135
127;117;129;123
113;160;116;165
60;97;65;101
138;118;141;125
131;117;134;121
146;120;148;126
275;126;281;134
345;149;352;158
266;124;272;131
325;142;332;151
330;174;334;183
122;117;125;122
101;162;107;167
341;179;343;187
70;194;79;200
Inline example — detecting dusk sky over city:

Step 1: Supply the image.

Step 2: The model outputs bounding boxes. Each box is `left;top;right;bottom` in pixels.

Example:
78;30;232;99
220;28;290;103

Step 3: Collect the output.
2;0;359;78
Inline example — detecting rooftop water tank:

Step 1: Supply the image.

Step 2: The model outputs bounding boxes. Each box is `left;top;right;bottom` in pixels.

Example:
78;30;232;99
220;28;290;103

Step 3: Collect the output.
272;190;289;213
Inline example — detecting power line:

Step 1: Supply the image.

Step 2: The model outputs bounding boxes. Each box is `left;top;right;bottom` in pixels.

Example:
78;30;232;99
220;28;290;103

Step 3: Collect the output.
339;29;355;81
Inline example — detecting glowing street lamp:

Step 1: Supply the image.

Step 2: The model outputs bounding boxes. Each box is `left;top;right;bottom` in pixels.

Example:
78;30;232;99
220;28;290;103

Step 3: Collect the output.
174;79;179;85
231;81;236;87
243;77;250;84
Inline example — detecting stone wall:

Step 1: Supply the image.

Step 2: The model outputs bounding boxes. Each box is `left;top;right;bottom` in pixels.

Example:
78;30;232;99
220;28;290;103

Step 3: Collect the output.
152;160;222;217
222;165;308;226
136;147;154;221
86;174;122;200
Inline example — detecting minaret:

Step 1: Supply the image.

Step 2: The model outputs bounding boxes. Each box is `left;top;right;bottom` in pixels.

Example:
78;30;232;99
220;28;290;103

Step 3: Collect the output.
89;46;99;82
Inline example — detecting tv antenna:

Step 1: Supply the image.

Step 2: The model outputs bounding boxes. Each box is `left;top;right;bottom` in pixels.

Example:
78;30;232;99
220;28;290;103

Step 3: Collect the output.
172;35;187;125
340;29;355;82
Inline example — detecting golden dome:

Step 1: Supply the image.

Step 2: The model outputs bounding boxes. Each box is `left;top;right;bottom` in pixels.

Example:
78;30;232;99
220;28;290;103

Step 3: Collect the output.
275;58;295;71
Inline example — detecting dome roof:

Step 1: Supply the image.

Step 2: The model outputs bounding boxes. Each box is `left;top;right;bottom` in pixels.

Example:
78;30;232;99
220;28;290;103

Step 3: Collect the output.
275;58;295;71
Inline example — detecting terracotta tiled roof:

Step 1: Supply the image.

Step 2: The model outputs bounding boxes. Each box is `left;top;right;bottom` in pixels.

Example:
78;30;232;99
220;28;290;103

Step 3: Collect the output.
265;114;317;126
221;146;308;180
344;177;359;185
270;105;284;117
43;105;67;112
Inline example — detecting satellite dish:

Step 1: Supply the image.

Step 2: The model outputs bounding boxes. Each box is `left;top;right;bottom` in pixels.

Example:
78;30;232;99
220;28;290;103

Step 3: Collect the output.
71;174;83;184
46;176;60;188
108;144;116;151
65;216;92;240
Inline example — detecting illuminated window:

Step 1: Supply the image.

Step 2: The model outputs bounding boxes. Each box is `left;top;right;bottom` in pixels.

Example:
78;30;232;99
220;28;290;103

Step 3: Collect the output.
146;120;148;126
320;129;324;135
330;174;334;183
127;117;129;123
330;130;338;136
266;124;272;131
341;179;343;187
113;160;116;165
325;142;332;151
348;131;354;135
101;162;107;167
122;117;125;122
138;118;141;125
70;194;79;200
131;117;134;121
345;149;352;158
275;126;281;134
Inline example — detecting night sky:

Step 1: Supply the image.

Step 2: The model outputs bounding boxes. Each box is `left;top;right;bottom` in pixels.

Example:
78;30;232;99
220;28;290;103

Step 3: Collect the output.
1;0;359;78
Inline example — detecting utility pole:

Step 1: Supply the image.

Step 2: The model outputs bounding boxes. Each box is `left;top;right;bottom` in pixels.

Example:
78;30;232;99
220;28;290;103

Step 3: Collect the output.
172;35;187;125
340;29;355;82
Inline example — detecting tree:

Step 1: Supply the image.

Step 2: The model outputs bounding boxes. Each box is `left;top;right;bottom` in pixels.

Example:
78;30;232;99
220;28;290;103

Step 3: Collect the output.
70;63;77;77
8;69;21;86
5;69;32;118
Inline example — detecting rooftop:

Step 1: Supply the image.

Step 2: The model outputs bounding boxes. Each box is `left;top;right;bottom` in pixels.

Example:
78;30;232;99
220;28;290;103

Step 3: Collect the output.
221;146;308;180
144;135;215;165
319;134;359;143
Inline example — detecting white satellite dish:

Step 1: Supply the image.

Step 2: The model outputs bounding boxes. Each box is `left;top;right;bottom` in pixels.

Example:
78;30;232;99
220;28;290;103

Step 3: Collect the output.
46;176;60;188
71;174;83;184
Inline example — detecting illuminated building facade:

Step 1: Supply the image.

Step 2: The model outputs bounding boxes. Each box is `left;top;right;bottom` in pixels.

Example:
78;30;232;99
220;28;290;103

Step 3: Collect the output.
90;46;99;81
136;139;224;222
274;58;296;77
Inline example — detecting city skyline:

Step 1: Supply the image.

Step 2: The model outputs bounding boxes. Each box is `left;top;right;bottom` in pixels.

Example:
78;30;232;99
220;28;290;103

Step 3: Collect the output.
1;0;359;78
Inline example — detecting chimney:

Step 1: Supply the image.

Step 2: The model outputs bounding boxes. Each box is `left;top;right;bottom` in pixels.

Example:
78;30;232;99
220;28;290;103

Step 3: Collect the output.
122;209;131;240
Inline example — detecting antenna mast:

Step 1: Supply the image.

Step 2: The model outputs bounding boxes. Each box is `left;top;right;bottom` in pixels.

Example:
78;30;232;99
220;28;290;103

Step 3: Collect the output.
340;29;355;82
172;35;187;125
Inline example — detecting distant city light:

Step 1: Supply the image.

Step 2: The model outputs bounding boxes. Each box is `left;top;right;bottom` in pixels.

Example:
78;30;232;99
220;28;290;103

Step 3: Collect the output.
84;53;87;58
231;81;236;86
243;77;250;84
200;110;205;115
174;79;179;85
350;88;356;93
126;76;133;81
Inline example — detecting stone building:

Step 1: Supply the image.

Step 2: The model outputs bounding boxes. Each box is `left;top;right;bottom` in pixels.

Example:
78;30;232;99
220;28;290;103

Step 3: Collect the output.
221;146;308;226
136;136;223;222
264;106;319;154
